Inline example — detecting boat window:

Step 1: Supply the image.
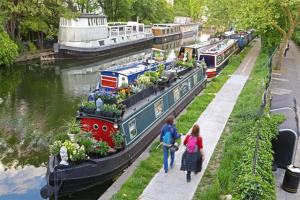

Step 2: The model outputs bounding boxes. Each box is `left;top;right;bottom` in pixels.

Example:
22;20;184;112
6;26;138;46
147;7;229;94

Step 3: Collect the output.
111;38;117;43
127;36;130;40
188;78;191;90
93;124;99;130
173;88;180;102
122;37;124;41
167;30;169;34
193;74;198;85
154;100;163;118
129;119;137;139
162;30;165;35
99;40;105;46
102;125;108;131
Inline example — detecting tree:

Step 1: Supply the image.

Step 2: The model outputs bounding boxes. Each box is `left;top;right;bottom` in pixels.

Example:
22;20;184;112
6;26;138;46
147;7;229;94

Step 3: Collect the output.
0;15;18;67
205;0;230;28
173;0;190;17
97;0;135;21
190;0;206;22
225;0;300;70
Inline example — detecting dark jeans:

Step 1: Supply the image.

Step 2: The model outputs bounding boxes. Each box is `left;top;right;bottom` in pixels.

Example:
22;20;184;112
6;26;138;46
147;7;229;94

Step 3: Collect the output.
163;145;174;172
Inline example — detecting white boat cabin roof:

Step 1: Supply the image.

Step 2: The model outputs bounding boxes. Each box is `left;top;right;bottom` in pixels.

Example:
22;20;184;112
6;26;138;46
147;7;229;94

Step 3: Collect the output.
152;24;180;29
200;39;237;55
103;60;169;76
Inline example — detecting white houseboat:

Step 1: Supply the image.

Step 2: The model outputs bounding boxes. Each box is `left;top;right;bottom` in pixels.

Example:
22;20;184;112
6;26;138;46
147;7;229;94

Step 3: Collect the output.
50;14;154;59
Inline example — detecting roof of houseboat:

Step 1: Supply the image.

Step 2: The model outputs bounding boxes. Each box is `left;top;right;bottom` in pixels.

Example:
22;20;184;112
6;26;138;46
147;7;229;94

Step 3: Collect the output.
181;41;214;49
200;39;237;55
77;14;107;18
102;60;171;76
152;24;180;28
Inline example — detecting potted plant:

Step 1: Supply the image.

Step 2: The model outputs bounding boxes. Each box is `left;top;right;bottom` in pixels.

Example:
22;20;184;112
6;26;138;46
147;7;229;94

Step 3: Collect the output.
69;145;87;164
54;132;70;143
156;63;165;76
65;119;81;142
110;129;124;152
79;137;94;157
77;102;83;112
98;139;110;157
49;140;63;160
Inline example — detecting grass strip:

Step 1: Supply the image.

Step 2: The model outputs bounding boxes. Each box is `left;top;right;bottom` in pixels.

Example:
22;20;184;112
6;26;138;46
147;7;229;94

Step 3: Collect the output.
110;45;253;200
194;49;279;199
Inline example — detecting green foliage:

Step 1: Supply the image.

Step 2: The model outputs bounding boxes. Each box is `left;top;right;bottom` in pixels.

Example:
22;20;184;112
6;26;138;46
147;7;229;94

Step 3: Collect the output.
0;15;18;67
143;70;159;82
98;139;110;155
49;140;62;155
27;41;36;51
54;132;70;143
79;137;94;153
65;118;81;134
110;130;124;148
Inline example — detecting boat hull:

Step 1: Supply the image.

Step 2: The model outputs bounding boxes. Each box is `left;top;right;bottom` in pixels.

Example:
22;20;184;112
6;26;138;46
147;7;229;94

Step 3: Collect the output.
56;37;154;59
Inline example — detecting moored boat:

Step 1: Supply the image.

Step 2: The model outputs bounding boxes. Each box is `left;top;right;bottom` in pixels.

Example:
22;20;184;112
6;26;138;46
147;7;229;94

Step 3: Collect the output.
198;39;239;78
41;54;207;198
42;14;154;60
152;23;182;44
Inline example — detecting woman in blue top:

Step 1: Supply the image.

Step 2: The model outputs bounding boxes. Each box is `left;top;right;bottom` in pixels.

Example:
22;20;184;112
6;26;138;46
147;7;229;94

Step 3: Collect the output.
160;115;182;173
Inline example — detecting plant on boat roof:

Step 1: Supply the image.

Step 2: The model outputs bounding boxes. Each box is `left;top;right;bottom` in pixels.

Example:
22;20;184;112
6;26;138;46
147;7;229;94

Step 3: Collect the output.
79;137;94;153
121;82;129;88
200;62;206;66
156;63;165;75
136;74;152;89
54;132;70;143
49;140;63;155
98;139;110;155
171;61;177;68
94;91;119;100
69;144;87;161
176;61;183;66
153;52;159;58
129;84;142;94
65;118;81;134
117;89;130;100
187;58;196;65
170;71;178;78
110;129;124;148
117;103;126;110
62;140;76;156
85;101;97;110
144;70;159;82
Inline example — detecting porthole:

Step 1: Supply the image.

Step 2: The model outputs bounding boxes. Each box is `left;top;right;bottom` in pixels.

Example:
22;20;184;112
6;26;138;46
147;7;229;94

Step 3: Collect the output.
102;125;108;131
93;124;99;130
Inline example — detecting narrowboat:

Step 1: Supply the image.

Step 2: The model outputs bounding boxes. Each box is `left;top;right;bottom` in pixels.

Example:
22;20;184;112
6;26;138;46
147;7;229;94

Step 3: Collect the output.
152;24;182;44
47;14;154;59
41;58;207;197
97;56;173;92
232;31;254;49
199;39;239;78
178;38;221;61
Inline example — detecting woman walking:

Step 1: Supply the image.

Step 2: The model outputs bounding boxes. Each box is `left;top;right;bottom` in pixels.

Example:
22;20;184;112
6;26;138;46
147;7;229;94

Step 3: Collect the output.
160;115;182;173
180;124;205;182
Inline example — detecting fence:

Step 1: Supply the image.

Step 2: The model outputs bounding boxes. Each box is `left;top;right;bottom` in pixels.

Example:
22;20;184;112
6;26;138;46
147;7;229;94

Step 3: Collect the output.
250;47;277;200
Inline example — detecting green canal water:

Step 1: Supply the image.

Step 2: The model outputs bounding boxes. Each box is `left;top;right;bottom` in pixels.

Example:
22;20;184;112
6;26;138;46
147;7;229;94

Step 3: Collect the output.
0;32;212;200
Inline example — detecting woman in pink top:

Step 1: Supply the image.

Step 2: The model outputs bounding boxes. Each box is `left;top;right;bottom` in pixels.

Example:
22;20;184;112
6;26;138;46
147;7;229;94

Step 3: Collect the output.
180;124;205;182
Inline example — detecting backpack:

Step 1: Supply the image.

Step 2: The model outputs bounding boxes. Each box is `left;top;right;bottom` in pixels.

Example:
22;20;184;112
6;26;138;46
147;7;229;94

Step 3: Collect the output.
162;127;173;145
187;136;198;153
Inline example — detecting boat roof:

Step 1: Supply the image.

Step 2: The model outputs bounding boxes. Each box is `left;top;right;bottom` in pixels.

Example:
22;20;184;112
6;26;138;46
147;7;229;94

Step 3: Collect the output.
78;14;107;18
152;24;180;28
102;60;170;76
200;39;237;55
181;41;213;49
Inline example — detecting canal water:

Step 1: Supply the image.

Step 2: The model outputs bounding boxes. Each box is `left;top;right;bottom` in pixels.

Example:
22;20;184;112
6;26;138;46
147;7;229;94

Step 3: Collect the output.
0;31;213;200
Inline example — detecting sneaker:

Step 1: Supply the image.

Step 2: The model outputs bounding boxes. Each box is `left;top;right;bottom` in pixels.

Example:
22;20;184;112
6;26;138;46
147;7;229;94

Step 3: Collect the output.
165;170;168;173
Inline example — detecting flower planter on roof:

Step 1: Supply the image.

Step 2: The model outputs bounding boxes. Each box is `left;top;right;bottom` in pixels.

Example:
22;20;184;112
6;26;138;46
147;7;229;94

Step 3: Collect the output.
103;99;117;105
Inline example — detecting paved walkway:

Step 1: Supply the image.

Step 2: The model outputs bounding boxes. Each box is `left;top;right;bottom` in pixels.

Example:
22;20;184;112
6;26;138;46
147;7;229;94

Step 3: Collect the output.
272;41;300;199
138;40;260;200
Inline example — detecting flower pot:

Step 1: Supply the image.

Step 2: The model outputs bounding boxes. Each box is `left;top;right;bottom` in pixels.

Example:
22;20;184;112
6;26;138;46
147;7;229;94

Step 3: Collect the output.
114;146;123;153
103;99;117;105
78;107;83;112
109;148;117;156
116;113;121;119
67;133;75;142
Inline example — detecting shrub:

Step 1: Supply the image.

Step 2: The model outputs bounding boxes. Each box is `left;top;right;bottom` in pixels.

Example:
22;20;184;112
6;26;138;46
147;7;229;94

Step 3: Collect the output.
54;132;70;143
27;40;36;51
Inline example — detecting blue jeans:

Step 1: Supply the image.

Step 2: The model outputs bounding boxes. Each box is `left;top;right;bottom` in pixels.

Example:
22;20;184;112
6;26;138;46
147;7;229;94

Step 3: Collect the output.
163;145;174;172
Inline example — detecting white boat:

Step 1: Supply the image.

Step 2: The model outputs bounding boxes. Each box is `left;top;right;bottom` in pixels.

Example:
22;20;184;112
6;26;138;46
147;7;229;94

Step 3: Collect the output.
51;14;154;59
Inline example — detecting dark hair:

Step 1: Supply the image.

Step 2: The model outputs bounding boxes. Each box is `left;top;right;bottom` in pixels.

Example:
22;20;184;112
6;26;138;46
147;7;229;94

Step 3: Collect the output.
191;124;200;137
165;115;174;125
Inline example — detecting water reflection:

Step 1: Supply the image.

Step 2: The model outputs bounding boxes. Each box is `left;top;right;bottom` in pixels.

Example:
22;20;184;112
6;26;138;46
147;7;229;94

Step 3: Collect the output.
0;32;213;200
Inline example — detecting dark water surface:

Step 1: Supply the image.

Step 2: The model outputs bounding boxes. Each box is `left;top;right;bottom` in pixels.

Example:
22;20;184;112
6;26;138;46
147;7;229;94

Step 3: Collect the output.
0;32;212;200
